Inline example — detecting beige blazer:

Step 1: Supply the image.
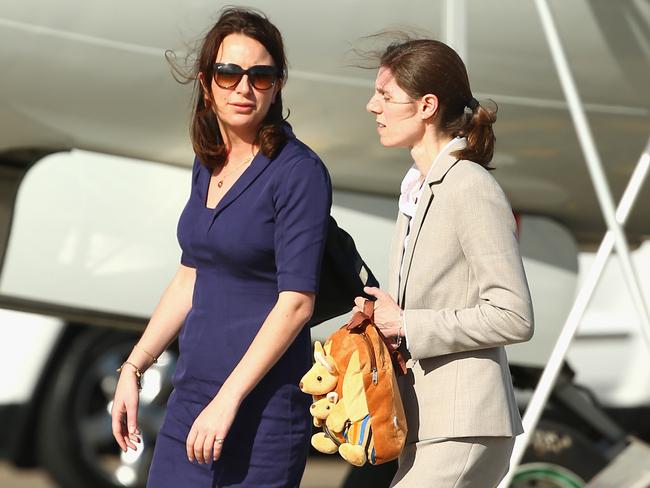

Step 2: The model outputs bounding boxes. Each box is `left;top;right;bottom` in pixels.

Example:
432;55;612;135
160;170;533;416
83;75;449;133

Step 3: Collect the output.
389;138;534;441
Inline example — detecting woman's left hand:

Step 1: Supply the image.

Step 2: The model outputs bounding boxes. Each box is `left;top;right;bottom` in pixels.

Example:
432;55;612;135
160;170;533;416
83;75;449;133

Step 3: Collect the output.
186;390;240;464
354;286;402;345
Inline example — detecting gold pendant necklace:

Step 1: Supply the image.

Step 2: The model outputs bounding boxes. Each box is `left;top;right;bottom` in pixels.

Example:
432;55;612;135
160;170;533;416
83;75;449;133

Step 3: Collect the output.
216;156;252;188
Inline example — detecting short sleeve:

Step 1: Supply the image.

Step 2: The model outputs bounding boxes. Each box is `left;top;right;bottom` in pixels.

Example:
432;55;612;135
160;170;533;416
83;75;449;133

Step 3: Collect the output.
274;158;332;293
178;157;202;268
180;252;196;268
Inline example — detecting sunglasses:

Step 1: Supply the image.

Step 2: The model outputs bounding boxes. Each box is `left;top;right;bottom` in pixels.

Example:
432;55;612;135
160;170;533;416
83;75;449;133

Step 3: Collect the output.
212;63;279;90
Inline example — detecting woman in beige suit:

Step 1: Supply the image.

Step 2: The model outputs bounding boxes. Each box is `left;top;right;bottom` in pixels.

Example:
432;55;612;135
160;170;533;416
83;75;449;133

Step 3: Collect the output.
356;39;534;487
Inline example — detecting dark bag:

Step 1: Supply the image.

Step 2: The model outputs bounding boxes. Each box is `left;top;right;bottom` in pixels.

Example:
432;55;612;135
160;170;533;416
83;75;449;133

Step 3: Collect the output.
307;216;379;328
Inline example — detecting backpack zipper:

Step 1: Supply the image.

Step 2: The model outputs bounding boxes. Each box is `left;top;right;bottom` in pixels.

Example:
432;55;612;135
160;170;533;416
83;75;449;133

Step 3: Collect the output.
360;331;378;385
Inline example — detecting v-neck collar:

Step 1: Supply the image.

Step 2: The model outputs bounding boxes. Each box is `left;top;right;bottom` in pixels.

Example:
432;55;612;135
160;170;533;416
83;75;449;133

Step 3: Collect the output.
203;151;273;220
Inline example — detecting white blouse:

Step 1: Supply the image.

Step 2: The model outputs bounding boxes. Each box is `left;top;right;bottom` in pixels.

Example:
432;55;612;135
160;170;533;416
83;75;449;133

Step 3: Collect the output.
398;137;464;348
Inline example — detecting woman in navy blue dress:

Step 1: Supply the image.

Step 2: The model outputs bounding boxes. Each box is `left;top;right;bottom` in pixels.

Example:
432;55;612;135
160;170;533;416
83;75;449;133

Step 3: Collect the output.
110;8;331;487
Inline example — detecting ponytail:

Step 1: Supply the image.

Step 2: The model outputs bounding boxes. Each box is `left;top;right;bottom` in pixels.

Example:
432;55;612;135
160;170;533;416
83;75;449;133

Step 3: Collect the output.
452;100;497;168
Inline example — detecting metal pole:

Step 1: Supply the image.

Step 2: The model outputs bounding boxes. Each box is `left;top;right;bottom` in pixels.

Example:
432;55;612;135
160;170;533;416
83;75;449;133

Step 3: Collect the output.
500;142;650;488
443;0;467;63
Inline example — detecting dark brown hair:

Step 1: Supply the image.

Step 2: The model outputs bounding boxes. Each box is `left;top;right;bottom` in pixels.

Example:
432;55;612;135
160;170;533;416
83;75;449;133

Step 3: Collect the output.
167;7;288;169
380;39;497;167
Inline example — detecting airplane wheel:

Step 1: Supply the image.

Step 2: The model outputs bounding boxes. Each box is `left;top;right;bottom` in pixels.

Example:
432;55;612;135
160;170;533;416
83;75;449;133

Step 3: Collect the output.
510;419;608;487
36;328;176;488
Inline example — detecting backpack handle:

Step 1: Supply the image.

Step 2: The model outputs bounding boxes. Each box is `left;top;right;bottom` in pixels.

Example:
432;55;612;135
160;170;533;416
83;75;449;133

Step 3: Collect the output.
362;299;374;318
346;299;409;376
346;299;374;330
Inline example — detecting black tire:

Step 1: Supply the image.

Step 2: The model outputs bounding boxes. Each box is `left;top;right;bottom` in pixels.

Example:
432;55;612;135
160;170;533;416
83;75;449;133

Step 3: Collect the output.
36;328;176;488
511;419;609;488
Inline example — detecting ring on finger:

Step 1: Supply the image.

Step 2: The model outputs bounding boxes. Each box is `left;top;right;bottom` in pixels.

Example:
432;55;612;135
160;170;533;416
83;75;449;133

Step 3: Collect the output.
215;438;224;445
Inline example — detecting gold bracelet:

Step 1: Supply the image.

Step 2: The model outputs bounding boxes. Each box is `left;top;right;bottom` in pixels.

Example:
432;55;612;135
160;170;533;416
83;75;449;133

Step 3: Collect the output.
117;361;143;390
134;344;158;364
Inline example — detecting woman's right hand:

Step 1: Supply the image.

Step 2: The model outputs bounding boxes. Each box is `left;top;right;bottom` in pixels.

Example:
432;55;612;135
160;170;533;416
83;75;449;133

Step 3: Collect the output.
111;365;142;452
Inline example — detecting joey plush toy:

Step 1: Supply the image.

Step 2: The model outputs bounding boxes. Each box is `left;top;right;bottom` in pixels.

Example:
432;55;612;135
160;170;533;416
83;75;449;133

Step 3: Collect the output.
308;392;340;454
310;391;339;426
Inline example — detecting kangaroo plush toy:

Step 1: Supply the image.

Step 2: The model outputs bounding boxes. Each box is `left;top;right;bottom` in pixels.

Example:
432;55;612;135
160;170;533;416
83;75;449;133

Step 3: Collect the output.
299;341;375;466
299;342;345;454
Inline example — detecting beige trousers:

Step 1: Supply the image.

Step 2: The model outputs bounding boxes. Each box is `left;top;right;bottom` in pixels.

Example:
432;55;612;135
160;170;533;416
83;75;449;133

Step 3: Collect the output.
389;436;515;488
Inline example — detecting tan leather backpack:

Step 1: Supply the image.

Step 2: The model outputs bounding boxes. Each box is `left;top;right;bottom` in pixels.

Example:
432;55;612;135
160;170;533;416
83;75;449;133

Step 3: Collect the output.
300;300;407;466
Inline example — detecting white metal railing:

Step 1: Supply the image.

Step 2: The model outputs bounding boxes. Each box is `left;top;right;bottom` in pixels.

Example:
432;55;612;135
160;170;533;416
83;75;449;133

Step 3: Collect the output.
499;0;650;486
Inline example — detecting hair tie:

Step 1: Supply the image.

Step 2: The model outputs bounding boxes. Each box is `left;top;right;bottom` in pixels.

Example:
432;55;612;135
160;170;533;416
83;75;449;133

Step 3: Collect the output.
467;97;479;111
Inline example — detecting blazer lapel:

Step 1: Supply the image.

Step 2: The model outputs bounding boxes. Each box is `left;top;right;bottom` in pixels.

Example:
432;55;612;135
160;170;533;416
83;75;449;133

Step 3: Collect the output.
209;152;273;226
388;212;409;300
397;138;466;305
398;186;433;305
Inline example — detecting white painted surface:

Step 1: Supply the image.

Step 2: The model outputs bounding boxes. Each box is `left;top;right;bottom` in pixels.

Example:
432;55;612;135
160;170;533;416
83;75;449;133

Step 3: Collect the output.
0;150;188;316
0;309;63;403
568;242;650;406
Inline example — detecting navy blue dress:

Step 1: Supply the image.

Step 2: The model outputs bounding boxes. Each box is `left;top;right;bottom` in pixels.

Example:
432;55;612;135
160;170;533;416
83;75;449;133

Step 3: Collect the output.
147;132;332;487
